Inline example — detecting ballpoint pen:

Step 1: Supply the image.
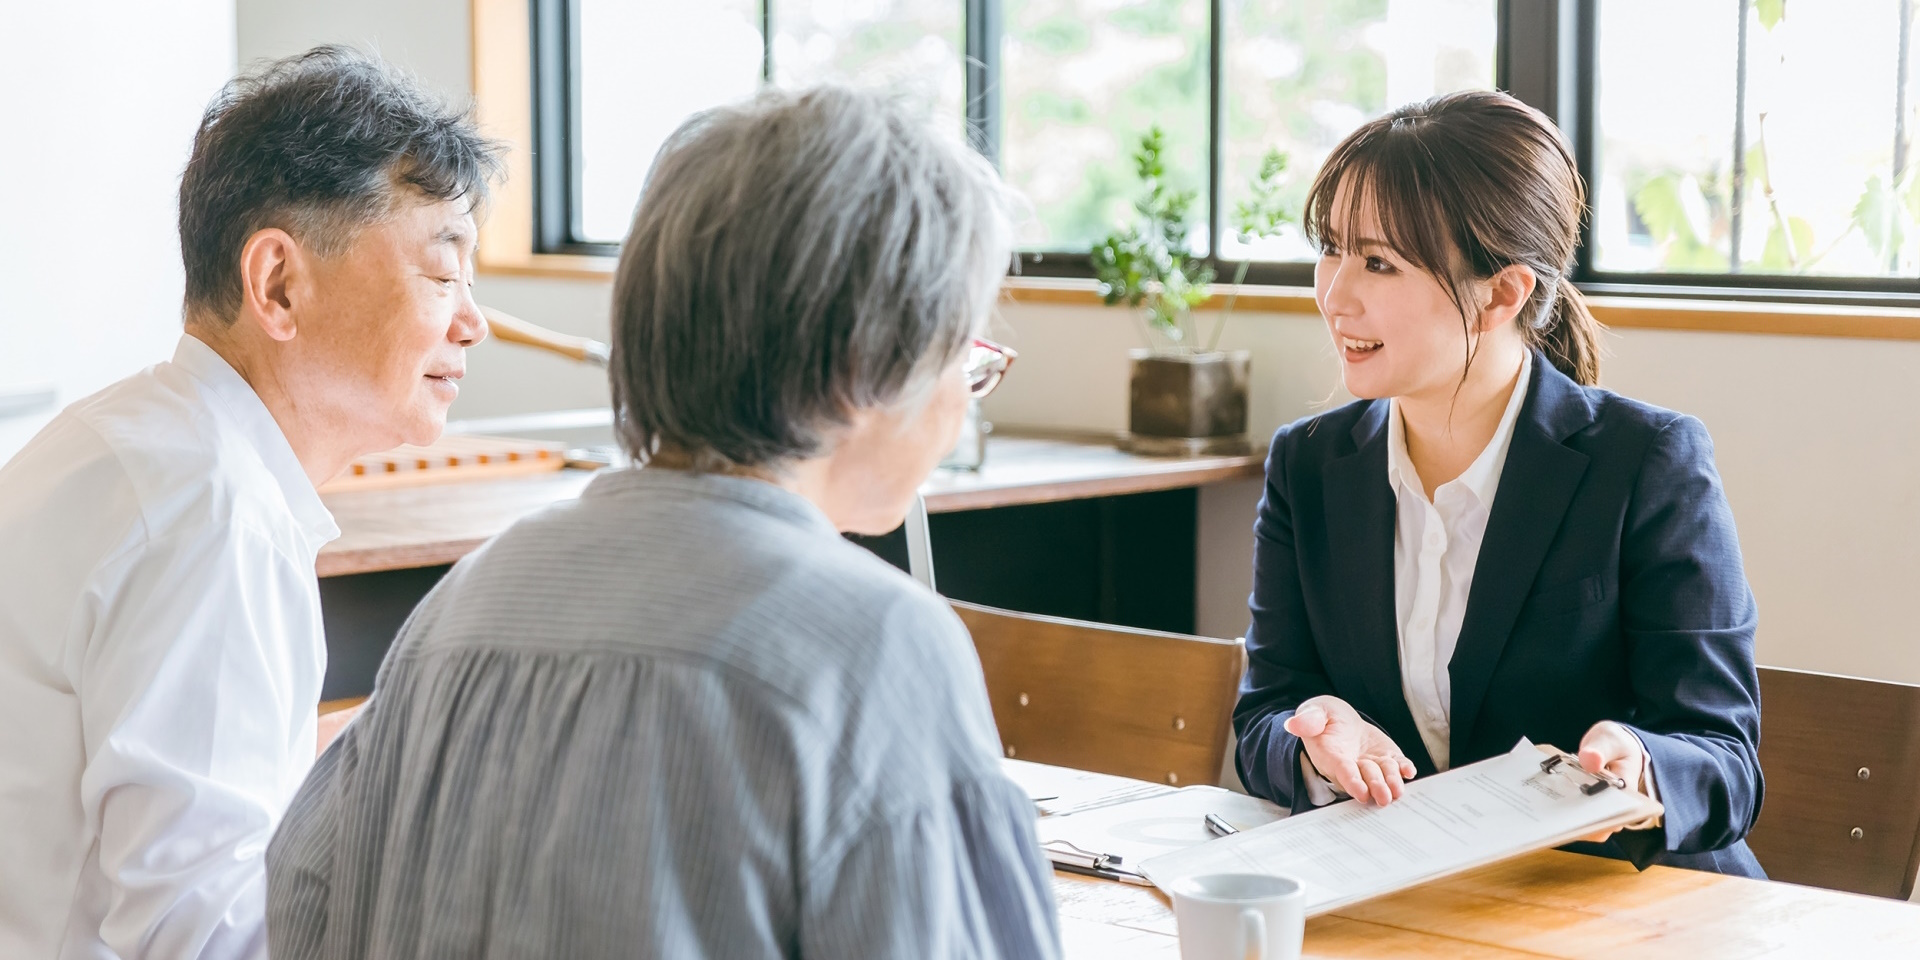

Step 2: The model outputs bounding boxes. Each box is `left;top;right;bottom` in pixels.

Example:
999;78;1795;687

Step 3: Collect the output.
1051;860;1154;886
1204;813;1239;838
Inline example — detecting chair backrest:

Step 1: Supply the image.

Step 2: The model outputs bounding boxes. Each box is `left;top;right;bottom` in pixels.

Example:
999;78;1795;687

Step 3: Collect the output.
1747;666;1920;899
952;600;1245;788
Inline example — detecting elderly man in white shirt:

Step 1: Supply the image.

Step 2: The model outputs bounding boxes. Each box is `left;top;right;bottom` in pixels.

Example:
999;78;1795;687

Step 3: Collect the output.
0;46;500;959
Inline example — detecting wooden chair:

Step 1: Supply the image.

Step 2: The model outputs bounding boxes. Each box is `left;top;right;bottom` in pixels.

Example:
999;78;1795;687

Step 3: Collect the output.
951;600;1244;788
1746;666;1920;899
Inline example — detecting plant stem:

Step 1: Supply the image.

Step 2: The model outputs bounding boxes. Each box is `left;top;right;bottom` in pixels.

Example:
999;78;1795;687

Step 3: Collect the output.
1755;113;1801;270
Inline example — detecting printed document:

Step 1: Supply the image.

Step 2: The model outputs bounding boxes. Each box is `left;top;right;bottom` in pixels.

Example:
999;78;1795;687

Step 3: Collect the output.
1140;739;1662;915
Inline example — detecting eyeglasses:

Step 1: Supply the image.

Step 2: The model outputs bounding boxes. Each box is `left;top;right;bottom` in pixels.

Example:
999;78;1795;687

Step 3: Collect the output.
964;337;1017;399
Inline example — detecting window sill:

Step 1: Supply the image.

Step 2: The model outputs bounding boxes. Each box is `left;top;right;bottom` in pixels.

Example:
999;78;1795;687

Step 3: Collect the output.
1001;278;1920;342
478;252;617;282
476;260;1920;342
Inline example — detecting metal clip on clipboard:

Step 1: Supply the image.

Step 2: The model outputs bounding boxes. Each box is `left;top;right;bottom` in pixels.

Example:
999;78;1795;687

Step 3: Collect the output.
1534;751;1628;796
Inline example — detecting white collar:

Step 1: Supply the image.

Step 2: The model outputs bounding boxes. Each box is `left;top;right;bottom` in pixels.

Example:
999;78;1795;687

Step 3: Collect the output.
1386;349;1532;505
172;333;340;548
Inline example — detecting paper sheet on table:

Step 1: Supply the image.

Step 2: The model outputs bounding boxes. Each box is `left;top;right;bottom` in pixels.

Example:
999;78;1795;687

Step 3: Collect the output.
1139;739;1663;916
1000;758;1175;817
1036;786;1286;869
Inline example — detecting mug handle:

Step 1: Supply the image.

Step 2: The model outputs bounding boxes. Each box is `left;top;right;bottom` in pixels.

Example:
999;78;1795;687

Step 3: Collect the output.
1239;907;1267;960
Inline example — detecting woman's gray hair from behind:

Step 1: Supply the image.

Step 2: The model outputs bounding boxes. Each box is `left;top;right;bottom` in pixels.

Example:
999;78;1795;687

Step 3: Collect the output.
609;84;1016;471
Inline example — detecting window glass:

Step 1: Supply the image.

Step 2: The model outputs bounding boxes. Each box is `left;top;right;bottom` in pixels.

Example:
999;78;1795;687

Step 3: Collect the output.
771;0;965;125
1001;0;1211;253
1592;1;1913;278
577;0;763;243
1218;0;1497;263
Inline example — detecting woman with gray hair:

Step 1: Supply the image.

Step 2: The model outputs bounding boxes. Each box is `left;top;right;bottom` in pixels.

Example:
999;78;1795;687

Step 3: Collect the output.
263;86;1058;959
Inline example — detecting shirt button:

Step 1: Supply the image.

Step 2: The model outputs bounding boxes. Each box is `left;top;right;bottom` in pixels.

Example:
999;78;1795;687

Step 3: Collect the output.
1414;618;1431;630
1426;532;1444;547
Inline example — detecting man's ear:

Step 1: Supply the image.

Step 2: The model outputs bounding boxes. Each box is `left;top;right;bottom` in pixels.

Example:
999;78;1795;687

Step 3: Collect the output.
237;228;303;343
1475;263;1537;334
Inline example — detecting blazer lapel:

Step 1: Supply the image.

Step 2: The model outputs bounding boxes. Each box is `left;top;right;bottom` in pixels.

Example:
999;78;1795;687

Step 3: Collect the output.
1322;401;1431;769
1448;355;1596;756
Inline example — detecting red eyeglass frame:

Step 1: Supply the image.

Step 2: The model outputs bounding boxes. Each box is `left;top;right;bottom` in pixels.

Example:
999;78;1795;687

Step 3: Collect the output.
965;337;1017;399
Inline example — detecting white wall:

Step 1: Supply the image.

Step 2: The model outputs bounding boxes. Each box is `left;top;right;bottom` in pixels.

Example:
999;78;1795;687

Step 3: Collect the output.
0;1;236;460
235;0;1920;685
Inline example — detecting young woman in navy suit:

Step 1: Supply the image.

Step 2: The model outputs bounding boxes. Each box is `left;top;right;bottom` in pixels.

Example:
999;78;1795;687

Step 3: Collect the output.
1233;90;1764;876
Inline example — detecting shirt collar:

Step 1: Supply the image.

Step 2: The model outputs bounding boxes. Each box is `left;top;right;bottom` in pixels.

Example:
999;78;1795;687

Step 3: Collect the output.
172;334;340;548
1386;349;1533;505
583;465;841;538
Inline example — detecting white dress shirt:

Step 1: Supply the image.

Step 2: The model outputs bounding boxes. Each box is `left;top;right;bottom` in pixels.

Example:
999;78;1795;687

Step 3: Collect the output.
0;334;336;960
1385;349;1533;773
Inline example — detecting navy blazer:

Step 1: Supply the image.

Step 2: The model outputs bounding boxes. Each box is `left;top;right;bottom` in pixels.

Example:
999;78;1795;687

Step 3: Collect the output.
1234;352;1765;877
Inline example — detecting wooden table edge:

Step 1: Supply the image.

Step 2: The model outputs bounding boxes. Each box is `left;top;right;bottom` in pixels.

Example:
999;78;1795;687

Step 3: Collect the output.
316;537;492;577
922;457;1263;513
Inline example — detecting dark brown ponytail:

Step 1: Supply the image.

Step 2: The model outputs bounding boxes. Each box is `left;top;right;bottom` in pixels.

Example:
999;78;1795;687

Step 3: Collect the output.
1304;90;1605;386
1540;280;1601;386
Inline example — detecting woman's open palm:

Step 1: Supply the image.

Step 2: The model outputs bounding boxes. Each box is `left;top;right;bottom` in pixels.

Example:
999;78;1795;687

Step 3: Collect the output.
1284;695;1418;806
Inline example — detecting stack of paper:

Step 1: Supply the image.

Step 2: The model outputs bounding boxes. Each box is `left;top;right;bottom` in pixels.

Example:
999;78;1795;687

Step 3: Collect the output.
1001;758;1177;817
1002;758;1287;884
1036;787;1285;870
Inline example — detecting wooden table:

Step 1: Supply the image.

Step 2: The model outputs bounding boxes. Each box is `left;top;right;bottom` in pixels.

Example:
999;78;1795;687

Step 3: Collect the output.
1053;848;1920;958
317;433;1263;578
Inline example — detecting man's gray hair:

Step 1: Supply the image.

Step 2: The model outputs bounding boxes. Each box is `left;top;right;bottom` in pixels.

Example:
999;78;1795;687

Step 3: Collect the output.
610;85;1015;470
179;45;503;322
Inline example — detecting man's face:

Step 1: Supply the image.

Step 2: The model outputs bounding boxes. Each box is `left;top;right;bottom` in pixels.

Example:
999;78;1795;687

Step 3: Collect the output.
290;196;485;453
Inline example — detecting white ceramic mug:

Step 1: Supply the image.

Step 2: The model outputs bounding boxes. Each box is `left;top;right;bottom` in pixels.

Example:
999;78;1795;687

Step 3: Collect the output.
1169;873;1306;960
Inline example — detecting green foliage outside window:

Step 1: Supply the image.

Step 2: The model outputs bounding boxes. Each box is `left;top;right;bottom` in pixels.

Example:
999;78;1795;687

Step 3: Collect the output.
1092;133;1294;352
1091;127;1215;349
1618;0;1920;278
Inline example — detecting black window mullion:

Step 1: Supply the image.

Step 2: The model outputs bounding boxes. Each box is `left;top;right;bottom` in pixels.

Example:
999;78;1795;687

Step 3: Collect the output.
1206;0;1223;265
965;0;1002;165
530;0;571;254
762;0;774;83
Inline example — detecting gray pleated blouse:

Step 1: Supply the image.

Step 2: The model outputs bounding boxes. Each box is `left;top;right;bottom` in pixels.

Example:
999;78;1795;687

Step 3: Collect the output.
265;468;1061;959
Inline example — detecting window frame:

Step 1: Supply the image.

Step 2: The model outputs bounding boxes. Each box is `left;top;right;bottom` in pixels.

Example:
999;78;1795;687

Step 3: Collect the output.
531;0;1920;305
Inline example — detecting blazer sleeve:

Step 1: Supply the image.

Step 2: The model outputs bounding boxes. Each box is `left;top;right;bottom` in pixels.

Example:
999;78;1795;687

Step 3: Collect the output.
1233;426;1339;813
1610;415;1764;866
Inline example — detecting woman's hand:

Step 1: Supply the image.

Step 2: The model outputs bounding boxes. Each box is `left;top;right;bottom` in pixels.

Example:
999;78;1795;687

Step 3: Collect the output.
1575;720;1648;842
1283;695;1417;806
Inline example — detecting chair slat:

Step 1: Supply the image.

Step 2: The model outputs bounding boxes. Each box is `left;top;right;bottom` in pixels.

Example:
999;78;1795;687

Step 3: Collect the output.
1747;666;1920;899
952;601;1244;788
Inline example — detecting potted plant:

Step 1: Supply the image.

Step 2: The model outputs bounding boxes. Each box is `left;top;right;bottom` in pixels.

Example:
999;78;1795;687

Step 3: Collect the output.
1092;131;1290;456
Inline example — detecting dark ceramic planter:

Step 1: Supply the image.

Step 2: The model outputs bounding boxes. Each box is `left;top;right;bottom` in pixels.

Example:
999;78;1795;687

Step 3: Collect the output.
1120;349;1252;456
